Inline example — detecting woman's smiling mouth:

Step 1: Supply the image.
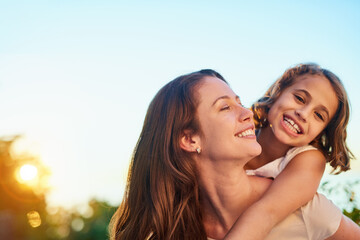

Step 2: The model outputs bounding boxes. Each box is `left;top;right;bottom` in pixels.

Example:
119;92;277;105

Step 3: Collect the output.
235;128;255;138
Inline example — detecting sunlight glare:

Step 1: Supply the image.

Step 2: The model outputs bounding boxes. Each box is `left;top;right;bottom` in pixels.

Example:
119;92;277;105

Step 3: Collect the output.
20;164;38;181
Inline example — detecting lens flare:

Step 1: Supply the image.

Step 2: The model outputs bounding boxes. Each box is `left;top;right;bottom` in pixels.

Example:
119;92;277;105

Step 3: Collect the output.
19;164;38;181
71;218;85;231
27;210;41;228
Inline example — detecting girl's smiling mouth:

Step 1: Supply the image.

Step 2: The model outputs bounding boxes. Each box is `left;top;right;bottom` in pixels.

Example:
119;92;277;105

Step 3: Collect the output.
282;115;303;135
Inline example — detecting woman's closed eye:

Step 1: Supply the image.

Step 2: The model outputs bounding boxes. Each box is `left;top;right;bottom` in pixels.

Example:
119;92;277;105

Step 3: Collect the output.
220;104;231;111
220;101;245;111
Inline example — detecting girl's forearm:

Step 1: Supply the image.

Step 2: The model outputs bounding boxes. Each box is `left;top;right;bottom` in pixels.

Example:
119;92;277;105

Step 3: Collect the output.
224;201;278;240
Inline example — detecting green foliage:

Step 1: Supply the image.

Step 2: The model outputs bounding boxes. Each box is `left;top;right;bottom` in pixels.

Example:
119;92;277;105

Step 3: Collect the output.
67;200;117;240
320;180;360;226
344;208;360;226
44;199;117;240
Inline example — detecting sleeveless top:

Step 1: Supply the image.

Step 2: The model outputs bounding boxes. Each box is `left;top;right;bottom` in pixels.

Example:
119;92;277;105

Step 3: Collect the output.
246;145;318;178
208;145;342;240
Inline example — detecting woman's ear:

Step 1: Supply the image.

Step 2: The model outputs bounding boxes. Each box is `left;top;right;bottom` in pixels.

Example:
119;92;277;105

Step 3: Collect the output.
179;129;201;153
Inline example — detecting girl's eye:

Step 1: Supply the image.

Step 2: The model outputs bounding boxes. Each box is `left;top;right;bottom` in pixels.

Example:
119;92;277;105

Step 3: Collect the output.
315;112;324;121
294;94;305;103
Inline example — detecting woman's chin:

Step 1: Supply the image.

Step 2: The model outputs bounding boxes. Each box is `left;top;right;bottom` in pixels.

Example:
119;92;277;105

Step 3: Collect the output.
250;143;262;158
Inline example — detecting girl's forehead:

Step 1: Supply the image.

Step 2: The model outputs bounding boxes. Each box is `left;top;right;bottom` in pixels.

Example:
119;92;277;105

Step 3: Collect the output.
287;74;329;89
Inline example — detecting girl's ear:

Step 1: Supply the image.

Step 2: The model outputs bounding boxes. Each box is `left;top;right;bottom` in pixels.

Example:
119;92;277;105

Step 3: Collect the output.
179;129;201;153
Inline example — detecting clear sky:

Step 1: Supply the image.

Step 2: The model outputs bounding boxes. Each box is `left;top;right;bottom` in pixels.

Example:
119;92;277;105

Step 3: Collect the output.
1;0;359;208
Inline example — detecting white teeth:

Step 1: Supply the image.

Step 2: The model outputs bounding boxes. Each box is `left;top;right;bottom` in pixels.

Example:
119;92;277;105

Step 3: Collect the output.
236;129;255;138
284;117;301;134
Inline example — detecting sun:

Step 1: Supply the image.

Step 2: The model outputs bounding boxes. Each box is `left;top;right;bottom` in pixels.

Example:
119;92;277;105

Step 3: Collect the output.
19;164;38;181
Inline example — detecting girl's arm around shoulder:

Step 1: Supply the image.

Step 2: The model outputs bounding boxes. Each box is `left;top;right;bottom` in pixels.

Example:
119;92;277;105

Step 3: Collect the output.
274;149;326;209
224;149;326;240
326;215;360;240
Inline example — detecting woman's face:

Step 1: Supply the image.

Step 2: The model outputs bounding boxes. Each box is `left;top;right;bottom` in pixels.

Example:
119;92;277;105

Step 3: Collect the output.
195;76;261;162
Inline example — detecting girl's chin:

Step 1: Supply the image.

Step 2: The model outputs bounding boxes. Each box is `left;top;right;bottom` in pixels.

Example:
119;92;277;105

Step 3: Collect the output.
272;129;295;145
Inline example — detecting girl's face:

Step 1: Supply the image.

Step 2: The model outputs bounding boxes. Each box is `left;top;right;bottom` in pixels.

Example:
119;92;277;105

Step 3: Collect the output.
267;74;338;147
195;76;261;162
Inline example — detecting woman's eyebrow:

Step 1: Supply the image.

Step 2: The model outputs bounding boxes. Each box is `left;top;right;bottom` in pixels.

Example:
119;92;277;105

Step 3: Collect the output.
212;95;230;106
212;95;240;106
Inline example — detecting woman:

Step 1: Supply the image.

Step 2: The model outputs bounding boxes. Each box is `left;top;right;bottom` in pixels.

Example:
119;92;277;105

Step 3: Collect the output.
110;69;360;239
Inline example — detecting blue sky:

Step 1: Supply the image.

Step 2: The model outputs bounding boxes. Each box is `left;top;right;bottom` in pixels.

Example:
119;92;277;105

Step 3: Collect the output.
1;0;359;208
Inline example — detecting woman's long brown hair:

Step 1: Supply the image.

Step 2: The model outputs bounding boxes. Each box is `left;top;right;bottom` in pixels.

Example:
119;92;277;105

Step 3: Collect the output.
110;69;226;239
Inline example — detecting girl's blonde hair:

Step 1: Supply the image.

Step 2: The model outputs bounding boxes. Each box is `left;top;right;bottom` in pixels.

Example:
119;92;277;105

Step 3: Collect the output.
251;63;353;174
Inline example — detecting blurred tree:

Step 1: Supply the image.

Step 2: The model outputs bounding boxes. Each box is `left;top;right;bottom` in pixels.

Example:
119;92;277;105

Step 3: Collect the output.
320;180;360;226
344;208;360;226
0;136;117;240
0;136;50;239
44;200;116;239
67;200;117;240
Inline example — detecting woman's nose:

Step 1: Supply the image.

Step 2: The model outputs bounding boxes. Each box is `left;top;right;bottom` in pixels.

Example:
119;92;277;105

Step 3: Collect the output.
239;106;253;122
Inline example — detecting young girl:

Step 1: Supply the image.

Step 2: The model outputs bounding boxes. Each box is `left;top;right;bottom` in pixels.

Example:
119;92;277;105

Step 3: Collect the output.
224;63;354;240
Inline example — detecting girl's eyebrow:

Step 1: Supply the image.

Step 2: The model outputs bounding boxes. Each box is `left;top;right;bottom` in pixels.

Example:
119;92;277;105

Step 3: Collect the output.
295;89;311;99
295;89;330;119
212;95;240;106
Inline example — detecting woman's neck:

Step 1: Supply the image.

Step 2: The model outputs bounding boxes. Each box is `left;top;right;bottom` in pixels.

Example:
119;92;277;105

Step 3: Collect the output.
246;127;291;169
197;160;258;238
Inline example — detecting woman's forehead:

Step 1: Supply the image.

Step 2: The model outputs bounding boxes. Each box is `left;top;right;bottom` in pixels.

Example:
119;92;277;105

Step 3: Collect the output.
197;76;235;101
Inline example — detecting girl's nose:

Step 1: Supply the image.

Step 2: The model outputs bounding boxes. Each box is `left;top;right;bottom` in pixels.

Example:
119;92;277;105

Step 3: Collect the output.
295;107;311;122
